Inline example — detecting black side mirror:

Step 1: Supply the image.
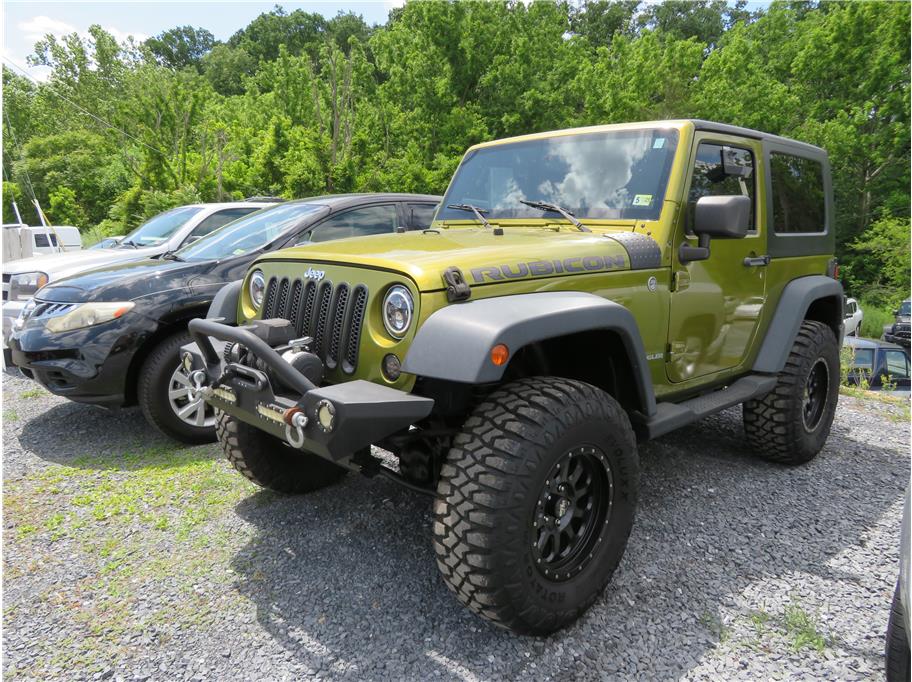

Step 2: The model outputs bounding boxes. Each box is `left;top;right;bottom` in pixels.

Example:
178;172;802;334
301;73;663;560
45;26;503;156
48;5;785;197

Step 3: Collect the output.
680;195;751;263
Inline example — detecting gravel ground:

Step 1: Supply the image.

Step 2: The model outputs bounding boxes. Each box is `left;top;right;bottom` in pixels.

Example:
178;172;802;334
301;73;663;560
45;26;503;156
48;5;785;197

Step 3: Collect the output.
2;369;909;681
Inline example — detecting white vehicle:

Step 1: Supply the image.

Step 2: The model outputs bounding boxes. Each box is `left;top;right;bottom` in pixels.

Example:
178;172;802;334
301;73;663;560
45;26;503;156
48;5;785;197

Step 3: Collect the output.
844;297;864;336
2;224;82;260
2;202;273;341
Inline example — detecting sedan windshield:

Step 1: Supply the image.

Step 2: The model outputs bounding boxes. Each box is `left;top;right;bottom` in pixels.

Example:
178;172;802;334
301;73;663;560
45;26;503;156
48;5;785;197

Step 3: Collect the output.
118;206;203;248
438;128;679;222
177;202;324;262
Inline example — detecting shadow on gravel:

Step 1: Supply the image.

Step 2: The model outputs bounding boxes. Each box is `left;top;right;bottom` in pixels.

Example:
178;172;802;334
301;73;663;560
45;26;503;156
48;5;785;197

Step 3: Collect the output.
229;407;907;680
16;400;218;470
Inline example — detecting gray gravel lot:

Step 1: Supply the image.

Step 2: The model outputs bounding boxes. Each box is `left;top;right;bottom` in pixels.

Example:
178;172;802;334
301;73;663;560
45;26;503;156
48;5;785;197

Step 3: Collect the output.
2;369;909;681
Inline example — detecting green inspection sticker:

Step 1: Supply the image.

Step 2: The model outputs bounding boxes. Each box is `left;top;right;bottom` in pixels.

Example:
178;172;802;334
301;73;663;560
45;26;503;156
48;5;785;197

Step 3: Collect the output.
632;194;653;207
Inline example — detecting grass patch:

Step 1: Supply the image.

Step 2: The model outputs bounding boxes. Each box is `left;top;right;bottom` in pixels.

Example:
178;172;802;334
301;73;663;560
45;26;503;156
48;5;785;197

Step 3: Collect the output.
19;388;46;399
3;441;259;677
857;298;895;339
699;610;731;643
4;410;19;422
784;603;826;652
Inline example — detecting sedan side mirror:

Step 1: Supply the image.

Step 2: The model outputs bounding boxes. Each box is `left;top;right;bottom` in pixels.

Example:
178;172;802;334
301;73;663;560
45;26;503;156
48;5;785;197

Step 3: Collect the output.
679;195;751;263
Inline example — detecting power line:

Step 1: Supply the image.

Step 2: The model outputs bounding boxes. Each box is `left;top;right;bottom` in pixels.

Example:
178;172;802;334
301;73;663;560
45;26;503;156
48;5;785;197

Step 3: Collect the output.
2;58;169;158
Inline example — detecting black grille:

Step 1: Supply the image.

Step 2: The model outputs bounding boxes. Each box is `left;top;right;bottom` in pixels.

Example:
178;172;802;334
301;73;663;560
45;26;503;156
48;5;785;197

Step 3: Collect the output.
2;274;11;283
261;276;368;374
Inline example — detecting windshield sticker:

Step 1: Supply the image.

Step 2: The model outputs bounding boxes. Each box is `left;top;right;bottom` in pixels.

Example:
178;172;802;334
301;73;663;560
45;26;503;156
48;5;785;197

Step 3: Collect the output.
653;138;666;149
470;254;626;283
632;194;653;207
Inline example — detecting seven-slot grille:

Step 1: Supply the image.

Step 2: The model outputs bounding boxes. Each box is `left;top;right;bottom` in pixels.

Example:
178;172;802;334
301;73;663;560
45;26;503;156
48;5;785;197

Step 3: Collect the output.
261;276;368;374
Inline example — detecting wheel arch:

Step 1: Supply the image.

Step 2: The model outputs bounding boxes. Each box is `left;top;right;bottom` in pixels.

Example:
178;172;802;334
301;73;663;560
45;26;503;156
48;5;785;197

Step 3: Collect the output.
122;307;209;406
402;292;657;417
753;275;844;374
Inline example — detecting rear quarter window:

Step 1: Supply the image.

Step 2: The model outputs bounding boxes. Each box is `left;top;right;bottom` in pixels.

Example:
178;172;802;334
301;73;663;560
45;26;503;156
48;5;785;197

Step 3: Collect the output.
770;153;826;234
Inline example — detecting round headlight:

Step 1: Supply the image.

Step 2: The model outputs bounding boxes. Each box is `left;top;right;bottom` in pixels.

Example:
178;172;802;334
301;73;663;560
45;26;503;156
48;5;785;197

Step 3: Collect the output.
383;285;413;339
249;270;266;309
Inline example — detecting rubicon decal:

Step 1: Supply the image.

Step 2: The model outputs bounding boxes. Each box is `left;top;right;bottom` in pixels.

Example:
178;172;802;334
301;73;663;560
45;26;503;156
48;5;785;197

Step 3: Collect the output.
470;255;627;283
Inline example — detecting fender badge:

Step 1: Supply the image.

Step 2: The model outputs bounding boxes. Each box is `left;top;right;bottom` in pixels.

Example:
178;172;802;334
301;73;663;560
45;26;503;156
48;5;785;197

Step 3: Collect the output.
647;276;658;292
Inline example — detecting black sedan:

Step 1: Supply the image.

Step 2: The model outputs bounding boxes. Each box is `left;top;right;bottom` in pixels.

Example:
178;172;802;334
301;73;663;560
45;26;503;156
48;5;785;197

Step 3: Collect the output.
8;193;440;442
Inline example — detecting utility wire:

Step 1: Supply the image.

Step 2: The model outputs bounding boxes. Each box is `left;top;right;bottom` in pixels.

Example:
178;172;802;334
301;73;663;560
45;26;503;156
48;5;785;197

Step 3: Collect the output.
3;105;40;207
2;58;169;158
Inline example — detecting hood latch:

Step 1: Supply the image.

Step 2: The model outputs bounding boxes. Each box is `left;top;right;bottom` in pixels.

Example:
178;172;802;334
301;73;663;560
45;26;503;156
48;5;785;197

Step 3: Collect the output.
442;266;471;303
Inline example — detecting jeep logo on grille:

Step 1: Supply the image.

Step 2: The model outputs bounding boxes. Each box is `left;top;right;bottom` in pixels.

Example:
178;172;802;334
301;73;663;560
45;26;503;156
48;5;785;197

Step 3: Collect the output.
303;267;325;281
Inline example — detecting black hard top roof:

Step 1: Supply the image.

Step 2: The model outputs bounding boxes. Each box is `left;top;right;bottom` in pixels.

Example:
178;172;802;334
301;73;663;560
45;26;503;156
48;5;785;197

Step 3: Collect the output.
688;119;825;155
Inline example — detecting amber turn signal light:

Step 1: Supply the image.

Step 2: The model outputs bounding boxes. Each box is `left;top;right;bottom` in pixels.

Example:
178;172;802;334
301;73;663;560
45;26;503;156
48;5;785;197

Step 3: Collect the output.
490;343;510;366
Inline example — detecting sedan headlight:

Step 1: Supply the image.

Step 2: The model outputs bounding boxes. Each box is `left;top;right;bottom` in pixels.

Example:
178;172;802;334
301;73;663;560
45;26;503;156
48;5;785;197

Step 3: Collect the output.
8;272;49;301
45;302;134;333
383;285;414;339
249;270;266;310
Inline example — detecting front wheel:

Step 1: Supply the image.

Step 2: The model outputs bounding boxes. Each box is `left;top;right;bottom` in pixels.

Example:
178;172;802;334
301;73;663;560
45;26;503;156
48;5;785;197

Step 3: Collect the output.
743;320;839;465
216;411;346;494
139;330;216;444
433;377;639;635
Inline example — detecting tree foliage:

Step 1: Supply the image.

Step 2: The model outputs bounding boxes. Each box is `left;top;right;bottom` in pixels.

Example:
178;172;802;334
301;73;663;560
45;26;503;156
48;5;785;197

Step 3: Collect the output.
2;0;908;299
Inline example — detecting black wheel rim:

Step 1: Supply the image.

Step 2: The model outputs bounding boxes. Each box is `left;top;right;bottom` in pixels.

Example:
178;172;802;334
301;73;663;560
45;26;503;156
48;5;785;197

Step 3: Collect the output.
531;446;613;582
802;358;829;431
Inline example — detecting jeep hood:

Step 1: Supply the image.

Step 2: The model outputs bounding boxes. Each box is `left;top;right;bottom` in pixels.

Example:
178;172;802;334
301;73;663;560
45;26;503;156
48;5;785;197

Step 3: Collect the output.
255;228;654;291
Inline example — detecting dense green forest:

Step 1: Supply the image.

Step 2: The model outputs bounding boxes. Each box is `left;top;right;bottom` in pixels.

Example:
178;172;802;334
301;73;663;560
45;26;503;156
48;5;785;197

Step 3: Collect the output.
2;0;909;309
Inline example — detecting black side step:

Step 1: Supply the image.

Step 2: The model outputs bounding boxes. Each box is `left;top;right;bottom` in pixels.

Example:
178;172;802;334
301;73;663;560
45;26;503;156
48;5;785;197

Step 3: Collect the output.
641;374;777;440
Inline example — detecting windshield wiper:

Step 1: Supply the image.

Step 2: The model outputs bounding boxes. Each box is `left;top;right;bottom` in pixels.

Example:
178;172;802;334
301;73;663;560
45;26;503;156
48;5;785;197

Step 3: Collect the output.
519;200;591;232
162;251;184;262
447;203;493;230
118;240;138;249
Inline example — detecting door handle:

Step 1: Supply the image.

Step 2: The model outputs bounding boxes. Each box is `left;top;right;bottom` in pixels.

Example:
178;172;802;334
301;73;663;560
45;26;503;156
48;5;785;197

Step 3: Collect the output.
743;255;771;267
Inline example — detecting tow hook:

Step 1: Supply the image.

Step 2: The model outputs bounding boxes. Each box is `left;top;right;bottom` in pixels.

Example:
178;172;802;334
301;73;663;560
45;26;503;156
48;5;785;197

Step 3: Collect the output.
188;370;207;401
283;407;308;449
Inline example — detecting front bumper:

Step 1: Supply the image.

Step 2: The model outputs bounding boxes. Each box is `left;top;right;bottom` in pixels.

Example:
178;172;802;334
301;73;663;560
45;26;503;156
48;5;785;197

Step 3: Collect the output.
185;318;434;465
7;315;149;407
2;300;25;346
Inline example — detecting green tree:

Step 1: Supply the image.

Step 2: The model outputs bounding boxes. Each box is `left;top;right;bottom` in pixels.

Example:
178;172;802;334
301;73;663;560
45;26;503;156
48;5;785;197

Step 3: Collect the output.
48;186;88;227
144;26;216;71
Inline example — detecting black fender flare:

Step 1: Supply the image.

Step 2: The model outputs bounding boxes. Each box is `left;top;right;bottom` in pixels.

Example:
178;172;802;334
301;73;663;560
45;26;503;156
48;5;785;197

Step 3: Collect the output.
752;275;844;373
401;291;656;416
206;280;243;324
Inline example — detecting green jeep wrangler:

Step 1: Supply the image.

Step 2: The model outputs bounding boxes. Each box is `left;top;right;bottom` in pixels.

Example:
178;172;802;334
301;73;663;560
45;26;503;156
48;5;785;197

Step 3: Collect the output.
184;120;843;635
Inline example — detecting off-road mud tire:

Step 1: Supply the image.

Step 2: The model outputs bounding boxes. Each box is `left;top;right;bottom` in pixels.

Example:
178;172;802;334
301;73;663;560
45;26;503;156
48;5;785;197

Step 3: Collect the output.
743;320;839;464
216;411;346;493
433;376;639;635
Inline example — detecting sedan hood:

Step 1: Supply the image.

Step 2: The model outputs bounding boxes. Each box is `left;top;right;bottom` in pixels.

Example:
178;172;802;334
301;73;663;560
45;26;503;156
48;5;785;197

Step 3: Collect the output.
3;247;161;281
36;258;212;304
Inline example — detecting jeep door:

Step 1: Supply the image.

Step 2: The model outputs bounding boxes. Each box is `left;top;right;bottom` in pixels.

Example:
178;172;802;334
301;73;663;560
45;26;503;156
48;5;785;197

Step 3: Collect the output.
667;134;768;382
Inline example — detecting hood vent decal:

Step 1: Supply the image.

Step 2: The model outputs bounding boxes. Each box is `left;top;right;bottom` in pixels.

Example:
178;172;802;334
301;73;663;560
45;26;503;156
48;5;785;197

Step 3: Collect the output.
604;233;662;270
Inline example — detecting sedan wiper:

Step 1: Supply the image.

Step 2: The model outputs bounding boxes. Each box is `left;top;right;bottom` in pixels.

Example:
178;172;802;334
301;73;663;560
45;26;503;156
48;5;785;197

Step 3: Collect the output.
118;240;138;249
162;251;184;262
447;203;493;230
519;200;591;232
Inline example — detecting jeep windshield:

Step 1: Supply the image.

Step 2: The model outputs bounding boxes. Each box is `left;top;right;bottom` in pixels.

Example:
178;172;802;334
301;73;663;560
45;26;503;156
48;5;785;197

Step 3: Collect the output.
117;206;204;248
177;202;324;262
900;301;911;316
438;128;679;223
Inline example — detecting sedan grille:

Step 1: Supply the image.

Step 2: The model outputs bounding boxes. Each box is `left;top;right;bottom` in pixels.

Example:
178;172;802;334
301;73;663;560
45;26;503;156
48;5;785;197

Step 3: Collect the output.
261;276;369;374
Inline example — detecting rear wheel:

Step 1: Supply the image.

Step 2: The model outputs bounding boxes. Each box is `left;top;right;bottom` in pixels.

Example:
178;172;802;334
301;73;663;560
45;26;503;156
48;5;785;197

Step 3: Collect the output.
139;330;216;444
216;411;346;494
433;377;639;635
743;321;839;465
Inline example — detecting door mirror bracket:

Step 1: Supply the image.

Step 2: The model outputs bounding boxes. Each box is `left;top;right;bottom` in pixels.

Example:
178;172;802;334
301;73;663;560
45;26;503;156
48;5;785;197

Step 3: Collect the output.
679;233;711;264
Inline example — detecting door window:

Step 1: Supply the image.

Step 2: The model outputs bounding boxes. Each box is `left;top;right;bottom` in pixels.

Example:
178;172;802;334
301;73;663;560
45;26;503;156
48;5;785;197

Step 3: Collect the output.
884;350;910;377
303;205;398;244
408;203;438;229
852;348;875;372
687;143;756;232
186;207;259;241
